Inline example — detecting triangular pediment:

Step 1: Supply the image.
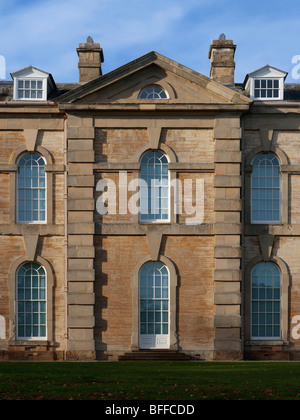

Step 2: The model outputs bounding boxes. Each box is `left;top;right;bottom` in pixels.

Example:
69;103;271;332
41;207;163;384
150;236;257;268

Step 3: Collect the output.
58;52;251;106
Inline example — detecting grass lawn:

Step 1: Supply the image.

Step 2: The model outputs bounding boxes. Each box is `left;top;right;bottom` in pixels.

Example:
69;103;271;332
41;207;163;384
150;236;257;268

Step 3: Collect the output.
0;361;300;400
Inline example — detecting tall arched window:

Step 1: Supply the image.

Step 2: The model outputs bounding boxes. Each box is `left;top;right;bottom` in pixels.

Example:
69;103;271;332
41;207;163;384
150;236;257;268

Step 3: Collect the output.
140;151;169;222
251;262;281;340
139;262;169;349
251;153;281;224
16;262;47;340
17;153;46;223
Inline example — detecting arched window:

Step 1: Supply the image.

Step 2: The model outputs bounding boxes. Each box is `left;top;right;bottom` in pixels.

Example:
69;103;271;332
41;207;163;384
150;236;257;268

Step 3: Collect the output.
17;153;46;223
251;262;281;340
140;151;169;222
139;262;169;348
138;85;168;99
251;153;281;224
16;262;47;340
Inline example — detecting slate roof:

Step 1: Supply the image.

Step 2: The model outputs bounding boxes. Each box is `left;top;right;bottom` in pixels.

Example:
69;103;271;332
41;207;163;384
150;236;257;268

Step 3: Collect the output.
1;53;300;103
0;81;80;102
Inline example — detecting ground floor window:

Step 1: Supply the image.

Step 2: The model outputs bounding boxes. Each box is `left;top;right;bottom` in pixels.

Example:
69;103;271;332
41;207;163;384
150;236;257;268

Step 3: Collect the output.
16;262;47;340
251;262;281;340
139;262;169;336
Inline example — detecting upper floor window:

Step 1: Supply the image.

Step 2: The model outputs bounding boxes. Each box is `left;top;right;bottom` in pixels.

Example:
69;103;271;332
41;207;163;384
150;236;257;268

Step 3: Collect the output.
11;65;56;101
138;85;169;99
139;151;169;223
244;65;287;101
17;153;46;224
251;153;281;224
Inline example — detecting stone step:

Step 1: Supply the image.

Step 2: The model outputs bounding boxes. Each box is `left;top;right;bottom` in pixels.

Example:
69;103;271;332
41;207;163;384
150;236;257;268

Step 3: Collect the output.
119;350;192;361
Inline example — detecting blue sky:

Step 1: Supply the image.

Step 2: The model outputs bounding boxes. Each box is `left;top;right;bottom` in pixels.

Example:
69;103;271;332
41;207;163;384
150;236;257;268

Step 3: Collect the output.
1;0;300;83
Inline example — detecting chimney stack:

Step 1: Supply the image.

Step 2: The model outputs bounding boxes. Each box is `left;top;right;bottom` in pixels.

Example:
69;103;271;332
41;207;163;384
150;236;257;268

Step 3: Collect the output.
77;37;104;83
208;34;236;85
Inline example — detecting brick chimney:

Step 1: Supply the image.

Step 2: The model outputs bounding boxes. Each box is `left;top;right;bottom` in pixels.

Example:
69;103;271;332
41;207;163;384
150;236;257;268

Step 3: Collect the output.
208;34;236;85
77;37;104;83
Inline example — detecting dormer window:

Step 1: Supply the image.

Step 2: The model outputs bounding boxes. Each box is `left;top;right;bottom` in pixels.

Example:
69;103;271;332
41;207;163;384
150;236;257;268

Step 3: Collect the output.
138;85;169;99
244;65;287;101
11;66;56;101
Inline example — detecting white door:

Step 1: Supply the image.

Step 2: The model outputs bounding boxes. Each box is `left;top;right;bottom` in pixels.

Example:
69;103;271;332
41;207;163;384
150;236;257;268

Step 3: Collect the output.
139;262;169;349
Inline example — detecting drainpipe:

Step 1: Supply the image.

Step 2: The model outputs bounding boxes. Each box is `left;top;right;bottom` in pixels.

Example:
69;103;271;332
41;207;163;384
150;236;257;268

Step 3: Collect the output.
241;116;246;359
63;118;68;352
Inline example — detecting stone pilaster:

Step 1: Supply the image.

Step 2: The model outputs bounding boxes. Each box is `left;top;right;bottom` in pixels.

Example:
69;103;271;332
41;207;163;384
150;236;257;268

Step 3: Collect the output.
66;114;96;360
213;116;243;360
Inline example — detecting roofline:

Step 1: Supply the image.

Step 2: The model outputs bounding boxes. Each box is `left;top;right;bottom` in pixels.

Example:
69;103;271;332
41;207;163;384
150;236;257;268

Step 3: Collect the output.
57;50;252;105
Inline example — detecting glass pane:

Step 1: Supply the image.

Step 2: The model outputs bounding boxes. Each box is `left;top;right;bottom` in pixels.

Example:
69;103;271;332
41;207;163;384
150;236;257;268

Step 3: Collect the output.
251;262;281;340
16;262;47;339
140;151;169;221
17;153;46;223
139;262;169;339
139;85;168;99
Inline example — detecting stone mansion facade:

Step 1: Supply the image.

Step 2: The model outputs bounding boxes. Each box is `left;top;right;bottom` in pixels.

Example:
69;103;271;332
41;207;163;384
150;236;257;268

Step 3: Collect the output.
0;36;300;361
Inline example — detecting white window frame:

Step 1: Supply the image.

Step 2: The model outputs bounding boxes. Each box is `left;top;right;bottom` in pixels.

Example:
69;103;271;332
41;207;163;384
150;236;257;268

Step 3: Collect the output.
250;77;284;101
251;262;282;341
139;151;170;224
16;262;47;341
251;153;281;225
139;262;170;349
16;153;47;225
14;77;47;101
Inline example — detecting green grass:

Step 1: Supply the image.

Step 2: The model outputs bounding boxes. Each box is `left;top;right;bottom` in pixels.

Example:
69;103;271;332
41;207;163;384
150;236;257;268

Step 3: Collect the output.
1;361;300;400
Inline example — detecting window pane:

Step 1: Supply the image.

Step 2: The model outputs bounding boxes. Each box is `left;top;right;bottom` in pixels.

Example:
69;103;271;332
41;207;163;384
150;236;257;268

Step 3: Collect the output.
140;151;169;222
16;263;47;340
251;262;281;339
17;153;46;223
139;262;169;337
251;154;281;223
138;85;168;99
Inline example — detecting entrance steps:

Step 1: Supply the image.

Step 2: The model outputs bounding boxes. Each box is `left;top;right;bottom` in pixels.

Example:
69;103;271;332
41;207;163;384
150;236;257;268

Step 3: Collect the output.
118;349;192;361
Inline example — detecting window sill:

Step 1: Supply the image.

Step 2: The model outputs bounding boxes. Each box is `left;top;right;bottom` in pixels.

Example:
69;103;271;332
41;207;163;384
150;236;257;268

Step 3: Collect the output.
246;340;288;346
8;340;57;347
